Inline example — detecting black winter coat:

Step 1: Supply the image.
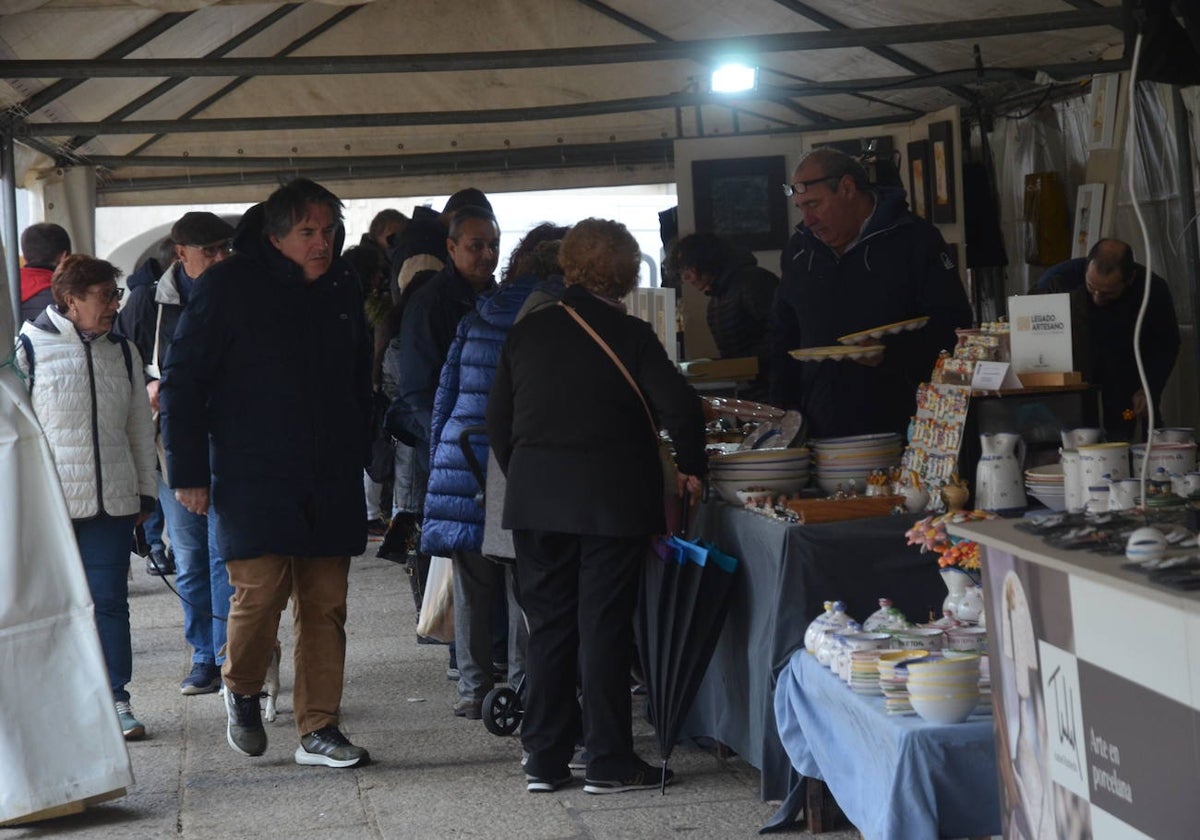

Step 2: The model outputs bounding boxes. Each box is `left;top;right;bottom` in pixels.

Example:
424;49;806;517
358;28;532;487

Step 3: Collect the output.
487;285;706;537
770;187;972;438
159;208;373;561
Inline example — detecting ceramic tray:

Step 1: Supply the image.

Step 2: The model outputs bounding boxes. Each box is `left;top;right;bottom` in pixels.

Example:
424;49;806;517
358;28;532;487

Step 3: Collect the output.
789;344;886;362
836;316;931;345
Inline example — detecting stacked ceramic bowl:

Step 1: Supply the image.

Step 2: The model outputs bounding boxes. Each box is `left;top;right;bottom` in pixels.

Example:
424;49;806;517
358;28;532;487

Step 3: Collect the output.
810;433;903;495
709;447;811;504
877;650;926;715
1024;463;1066;511
906;654;981;724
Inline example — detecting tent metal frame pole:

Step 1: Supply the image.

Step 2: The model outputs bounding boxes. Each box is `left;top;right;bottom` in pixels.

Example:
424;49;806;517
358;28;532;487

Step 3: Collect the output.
0;9;1123;79
2;132;19;331
1171;86;1200;401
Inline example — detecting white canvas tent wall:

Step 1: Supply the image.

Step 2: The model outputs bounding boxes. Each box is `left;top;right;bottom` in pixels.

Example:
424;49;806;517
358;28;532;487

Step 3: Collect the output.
0;270;134;823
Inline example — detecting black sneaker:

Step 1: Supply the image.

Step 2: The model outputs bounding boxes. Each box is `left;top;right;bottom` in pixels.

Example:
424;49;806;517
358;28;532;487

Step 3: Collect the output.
526;772;572;793
146;547;175;576
583;759;674;794
180;662;221;695
295;726;370;768
224;686;266;757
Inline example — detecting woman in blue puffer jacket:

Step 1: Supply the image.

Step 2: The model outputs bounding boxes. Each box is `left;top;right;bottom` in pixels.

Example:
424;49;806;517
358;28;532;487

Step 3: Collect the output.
421;223;568;717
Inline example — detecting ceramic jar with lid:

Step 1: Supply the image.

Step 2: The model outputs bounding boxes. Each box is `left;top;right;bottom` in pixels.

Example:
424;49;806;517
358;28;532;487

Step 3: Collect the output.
863;598;911;633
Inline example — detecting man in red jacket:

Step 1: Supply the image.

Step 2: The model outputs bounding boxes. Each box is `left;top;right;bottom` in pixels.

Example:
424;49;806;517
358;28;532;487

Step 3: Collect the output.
19;223;71;324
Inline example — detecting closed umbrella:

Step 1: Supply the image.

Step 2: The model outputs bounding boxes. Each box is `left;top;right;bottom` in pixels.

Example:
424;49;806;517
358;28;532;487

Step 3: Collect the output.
636;530;738;793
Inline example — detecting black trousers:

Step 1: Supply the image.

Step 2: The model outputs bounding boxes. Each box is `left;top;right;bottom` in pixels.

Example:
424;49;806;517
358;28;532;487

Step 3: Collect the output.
512;529;646;781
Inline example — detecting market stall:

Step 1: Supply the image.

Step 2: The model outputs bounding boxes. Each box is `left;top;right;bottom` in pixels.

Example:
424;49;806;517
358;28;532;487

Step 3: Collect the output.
774;647;1000;839
949;517;1200;840
680;501;945;800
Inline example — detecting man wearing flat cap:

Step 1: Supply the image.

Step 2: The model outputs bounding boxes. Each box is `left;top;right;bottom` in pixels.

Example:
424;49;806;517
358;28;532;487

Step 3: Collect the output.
115;209;237;696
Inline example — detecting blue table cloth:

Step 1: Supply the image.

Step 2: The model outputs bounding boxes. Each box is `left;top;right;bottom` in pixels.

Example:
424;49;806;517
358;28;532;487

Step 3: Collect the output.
680;502;943;801
774;649;1000;840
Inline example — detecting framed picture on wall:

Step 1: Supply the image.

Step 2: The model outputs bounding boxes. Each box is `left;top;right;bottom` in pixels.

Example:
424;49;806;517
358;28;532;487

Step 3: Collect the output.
906;140;931;220
929;120;957;224
691;155;789;251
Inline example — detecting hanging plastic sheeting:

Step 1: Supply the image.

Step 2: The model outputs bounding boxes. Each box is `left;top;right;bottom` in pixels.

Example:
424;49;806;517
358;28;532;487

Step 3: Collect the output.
1110;81;1200;439
0;359;133;823
989;95;1091;294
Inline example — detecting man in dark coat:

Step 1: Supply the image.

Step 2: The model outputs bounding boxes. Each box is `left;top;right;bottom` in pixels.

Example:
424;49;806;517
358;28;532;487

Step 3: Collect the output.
670;232;778;399
394;205;500;478
770;148;972;438
386;187;492;302
160;179;373;769
115;210;236;691
1036;238;1180;440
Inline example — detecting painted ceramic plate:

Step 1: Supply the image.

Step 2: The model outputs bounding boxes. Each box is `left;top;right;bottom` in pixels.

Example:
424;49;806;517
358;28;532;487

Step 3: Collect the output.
788;344;886;362
837;316;931;345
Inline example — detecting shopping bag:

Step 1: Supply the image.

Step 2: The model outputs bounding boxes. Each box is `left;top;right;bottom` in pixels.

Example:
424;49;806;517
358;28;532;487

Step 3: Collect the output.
416;555;455;643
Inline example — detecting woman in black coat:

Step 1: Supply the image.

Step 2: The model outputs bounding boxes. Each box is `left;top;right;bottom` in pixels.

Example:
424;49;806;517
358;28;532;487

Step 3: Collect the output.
486;218;706;794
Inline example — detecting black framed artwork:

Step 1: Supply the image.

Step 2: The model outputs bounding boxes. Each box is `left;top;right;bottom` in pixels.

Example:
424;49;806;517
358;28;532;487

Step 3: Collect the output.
906;140;932;220
691;156;789;251
928;120;957;224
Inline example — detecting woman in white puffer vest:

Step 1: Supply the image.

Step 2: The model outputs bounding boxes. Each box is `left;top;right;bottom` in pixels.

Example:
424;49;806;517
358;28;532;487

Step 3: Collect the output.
14;255;158;740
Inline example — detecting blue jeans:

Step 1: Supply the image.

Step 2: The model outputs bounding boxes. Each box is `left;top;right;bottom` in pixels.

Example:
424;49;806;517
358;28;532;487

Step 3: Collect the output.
143;498;164;549
158;476;234;665
73;514;137;702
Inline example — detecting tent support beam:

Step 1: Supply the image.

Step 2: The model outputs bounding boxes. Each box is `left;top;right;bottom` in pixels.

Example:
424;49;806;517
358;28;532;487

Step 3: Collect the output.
17;13;193;115
63;4;305;153
769;0;976;103
2;132;19;331
1;9;1123;79
16;61;1125;139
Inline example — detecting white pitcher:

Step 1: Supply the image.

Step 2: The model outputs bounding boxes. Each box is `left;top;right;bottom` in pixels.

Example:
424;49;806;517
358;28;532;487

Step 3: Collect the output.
975;432;1027;511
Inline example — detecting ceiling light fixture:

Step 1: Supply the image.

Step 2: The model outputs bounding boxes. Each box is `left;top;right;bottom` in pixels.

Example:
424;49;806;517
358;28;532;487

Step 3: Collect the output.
710;62;758;94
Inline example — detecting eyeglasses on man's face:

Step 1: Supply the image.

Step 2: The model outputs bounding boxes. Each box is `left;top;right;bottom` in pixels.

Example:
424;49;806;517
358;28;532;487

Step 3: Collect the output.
781;175;840;197
188;241;233;258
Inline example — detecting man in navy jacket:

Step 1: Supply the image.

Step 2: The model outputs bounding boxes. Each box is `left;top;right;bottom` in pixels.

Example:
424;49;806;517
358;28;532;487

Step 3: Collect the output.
160;179;373;769
770;148;972;438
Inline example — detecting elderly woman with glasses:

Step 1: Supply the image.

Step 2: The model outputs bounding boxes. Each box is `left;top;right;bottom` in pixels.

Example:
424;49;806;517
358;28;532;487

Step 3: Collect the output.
487;218;707;795
14;254;158;740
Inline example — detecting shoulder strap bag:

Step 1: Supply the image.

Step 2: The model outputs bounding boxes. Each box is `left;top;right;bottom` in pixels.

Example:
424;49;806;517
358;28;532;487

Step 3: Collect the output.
558;302;679;501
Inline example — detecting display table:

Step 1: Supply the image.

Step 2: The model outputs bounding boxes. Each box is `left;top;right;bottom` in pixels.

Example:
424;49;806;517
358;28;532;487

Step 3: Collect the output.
681;502;945;801
949;519;1200;840
774;649;1000;839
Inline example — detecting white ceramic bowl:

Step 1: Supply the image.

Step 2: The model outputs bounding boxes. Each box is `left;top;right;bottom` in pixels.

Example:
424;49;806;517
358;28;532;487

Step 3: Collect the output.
1026;486;1067;511
909;689;980;724
713;447;810;466
712;477;806;504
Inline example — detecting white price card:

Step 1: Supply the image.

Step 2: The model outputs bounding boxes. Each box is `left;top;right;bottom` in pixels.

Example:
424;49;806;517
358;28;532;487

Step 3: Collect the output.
971;361;1023;391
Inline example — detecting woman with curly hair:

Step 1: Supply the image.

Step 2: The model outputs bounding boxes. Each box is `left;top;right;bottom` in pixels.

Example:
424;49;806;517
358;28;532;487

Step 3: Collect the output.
487;218;706;794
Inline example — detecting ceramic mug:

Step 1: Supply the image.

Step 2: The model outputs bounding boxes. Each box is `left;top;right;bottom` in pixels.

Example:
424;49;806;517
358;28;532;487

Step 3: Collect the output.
1078;442;1130;487
893;628;946;650
1060;449;1085;513
1108;478;1141;511
1131;442;1197;476
1153;427;1196;445
1061;427;1104;450
1085;483;1111;514
1171;471;1200;498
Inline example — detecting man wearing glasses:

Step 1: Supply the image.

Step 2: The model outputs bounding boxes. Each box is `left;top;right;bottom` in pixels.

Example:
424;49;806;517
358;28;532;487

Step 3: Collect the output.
115;210;236;695
770;147;972;438
1036;238;1179;440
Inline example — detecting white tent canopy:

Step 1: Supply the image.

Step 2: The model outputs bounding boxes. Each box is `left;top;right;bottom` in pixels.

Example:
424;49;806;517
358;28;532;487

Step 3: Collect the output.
1;0;1129;206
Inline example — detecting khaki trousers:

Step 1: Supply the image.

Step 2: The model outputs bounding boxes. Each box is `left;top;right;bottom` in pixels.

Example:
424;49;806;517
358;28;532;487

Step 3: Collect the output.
222;554;351;735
